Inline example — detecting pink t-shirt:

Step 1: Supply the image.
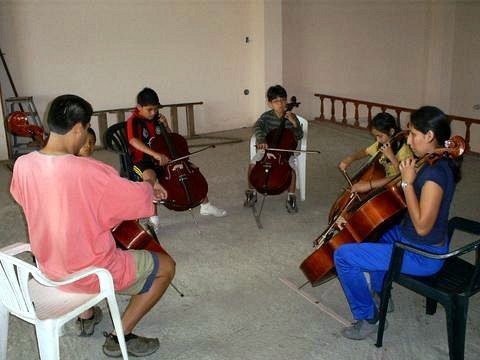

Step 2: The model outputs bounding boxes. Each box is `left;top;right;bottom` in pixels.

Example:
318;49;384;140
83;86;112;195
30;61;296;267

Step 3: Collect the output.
10;152;155;293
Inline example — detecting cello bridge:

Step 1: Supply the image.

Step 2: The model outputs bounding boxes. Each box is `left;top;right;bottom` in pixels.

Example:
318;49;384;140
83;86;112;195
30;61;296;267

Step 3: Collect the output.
313;230;333;248
335;215;347;230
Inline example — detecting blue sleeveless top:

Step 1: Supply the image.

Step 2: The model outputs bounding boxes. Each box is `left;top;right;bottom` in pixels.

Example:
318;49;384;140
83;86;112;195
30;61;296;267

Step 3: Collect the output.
400;157;456;245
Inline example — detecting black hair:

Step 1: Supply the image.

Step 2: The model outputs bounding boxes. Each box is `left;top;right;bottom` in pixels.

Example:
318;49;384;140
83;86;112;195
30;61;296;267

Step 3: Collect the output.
266;85;287;102
87;127;96;142
410;106;451;145
371;112;404;154
137;87;160;106
47;94;92;134
410;106;462;183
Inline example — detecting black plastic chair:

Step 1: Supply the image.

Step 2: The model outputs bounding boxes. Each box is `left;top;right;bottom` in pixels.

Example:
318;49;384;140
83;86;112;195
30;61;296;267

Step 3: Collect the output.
376;216;480;360
103;122;140;181
103;122;185;298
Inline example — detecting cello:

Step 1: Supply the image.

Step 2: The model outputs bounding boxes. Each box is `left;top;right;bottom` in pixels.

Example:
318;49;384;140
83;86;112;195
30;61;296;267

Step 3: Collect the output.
300;135;465;286
328;130;408;223
112;219;184;296
7;111;46;146
149;119;210;211
112;220;168;254
249;97;301;196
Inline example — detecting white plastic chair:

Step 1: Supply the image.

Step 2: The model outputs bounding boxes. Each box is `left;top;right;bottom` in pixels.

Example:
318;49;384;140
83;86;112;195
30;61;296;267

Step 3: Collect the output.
250;115;308;201
0;243;128;360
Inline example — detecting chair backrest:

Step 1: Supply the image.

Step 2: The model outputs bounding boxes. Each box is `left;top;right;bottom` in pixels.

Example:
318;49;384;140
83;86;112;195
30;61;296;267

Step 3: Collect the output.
297;115;308;149
392;217;480;297
104;122;137;180
0;249;40;323
447;216;480;296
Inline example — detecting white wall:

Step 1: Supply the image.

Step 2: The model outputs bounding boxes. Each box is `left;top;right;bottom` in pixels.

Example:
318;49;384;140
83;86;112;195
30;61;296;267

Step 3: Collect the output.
449;2;480;152
282;1;432;120
1;1;479;160
282;0;480;152
0;0;270;160
0;87;5;159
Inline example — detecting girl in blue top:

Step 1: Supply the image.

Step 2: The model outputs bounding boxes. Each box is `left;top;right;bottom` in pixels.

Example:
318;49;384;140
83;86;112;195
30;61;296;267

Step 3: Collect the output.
334;106;463;340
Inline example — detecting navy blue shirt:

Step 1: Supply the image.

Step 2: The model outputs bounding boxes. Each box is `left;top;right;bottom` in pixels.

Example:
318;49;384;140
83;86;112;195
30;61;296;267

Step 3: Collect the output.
401;158;455;245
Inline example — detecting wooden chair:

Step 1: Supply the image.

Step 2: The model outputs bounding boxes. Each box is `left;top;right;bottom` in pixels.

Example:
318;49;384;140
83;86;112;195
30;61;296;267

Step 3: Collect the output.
375;216;480;360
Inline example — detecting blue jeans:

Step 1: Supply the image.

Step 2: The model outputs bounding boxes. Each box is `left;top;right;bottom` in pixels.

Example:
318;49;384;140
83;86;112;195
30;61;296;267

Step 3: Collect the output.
333;225;448;321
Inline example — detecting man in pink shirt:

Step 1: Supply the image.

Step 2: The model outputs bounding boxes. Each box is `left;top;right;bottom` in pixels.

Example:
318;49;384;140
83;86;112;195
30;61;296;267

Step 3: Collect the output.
10;94;175;358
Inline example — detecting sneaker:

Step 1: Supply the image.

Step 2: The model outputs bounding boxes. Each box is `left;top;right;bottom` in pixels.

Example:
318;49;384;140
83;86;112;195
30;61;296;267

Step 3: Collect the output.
200;203;227;217
373;291;395;313
341;318;387;340
244;190;257;207
286;194;298;213
103;332;160;358
76;306;103;337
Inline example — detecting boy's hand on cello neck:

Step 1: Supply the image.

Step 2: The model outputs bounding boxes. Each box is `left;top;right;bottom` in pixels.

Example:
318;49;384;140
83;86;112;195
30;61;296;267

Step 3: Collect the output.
285;111;298;127
158;113;171;132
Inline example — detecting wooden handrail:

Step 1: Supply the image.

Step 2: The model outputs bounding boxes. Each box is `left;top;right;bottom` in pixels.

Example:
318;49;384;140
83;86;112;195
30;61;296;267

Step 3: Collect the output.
314;93;480;155
92;101;203;146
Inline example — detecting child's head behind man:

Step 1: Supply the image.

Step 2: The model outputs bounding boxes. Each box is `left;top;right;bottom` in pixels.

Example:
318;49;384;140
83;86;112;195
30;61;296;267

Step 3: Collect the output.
79;128;96;157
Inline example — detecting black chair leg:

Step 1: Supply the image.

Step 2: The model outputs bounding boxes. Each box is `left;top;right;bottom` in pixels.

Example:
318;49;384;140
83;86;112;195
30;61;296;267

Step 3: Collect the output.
444;303;456;360
375;281;393;348
426;296;438;315
450;297;468;360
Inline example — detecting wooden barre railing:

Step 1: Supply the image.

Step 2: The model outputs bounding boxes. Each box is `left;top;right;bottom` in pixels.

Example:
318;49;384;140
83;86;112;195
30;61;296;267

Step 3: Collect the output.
314;93;480;155
93;101;203;146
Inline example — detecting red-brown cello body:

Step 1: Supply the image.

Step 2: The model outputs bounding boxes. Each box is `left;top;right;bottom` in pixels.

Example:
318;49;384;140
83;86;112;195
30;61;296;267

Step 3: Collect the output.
300;185;406;285
112;220;184;296
249;125;297;196
7;111;45;146
150;122;208;211
328;131;408;222
112;220;169;255
328;160;385;223
249;98;300;196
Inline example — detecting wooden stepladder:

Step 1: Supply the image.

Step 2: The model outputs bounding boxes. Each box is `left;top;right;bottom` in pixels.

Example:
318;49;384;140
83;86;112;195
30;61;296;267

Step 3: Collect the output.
1;48;45;161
